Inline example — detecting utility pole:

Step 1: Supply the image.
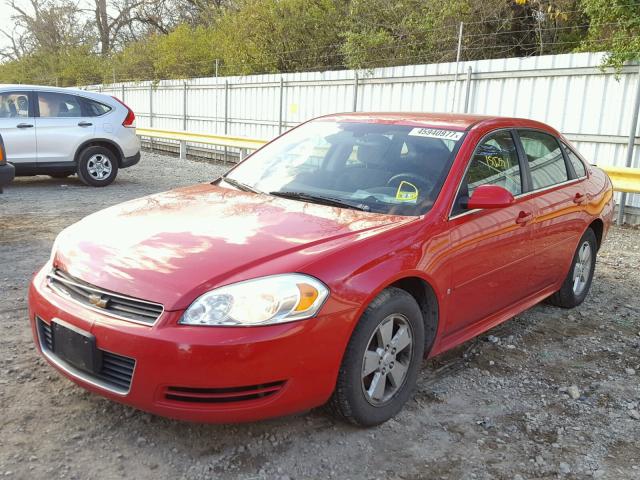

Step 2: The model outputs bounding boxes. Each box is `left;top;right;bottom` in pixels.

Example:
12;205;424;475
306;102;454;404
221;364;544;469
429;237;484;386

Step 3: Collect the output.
451;22;464;113
215;59;219;78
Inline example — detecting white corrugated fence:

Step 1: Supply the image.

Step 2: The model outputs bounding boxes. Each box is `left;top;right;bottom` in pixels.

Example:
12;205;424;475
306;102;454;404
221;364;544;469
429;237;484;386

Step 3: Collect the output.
84;51;640;208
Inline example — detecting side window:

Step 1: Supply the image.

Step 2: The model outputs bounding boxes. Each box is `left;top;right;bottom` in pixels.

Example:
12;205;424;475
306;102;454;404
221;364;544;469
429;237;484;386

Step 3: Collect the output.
0;92;31;118
82;98;112;117
38;92;82;118
453;130;521;214
518;130;568;190
562;143;587;178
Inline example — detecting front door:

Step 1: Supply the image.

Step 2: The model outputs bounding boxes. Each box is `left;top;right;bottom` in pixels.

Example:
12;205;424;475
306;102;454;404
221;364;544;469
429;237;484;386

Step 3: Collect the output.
35;91;95;164
0;90;37;166
444;129;538;336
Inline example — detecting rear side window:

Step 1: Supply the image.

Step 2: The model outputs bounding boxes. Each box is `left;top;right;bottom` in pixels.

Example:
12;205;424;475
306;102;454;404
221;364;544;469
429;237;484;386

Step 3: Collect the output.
82;98;112;117
562;143;587;178
0;92;31;118
38;92;82;118
518;130;568;190
453;130;522;214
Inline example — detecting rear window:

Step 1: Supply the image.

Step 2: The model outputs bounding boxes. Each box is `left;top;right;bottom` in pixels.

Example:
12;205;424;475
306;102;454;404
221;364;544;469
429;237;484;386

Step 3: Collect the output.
82;98;112;117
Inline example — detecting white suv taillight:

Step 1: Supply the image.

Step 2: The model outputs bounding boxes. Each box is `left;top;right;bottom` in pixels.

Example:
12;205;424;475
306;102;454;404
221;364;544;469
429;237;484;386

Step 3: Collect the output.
111;96;136;128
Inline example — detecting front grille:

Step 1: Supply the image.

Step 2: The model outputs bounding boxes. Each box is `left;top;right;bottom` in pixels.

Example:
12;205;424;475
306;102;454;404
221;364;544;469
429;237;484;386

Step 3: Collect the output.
164;381;286;404
37;317;135;394
95;352;135;391
47;269;163;325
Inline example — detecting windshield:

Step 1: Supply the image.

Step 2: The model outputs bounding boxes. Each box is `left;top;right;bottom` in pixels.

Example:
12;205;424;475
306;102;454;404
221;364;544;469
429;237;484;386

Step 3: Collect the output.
225;121;464;216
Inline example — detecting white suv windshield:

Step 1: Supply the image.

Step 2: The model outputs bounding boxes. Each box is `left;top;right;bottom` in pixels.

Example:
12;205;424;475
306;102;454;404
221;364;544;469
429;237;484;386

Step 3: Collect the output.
226;121;463;216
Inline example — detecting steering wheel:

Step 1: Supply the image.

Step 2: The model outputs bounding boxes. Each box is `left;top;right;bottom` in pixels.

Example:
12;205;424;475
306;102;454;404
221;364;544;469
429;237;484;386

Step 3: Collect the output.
386;173;434;193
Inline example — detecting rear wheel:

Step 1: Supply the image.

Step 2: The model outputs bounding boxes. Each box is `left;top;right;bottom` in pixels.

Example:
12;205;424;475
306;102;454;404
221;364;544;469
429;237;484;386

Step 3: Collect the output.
328;287;425;426
547;228;597;308
77;146;118;187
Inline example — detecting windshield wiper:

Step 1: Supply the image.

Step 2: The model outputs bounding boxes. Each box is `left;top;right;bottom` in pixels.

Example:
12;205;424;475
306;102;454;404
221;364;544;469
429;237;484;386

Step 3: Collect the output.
269;191;371;212
217;176;262;194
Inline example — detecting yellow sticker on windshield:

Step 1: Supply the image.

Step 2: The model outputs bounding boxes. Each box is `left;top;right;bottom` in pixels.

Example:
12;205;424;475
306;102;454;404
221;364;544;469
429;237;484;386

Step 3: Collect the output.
395;181;419;203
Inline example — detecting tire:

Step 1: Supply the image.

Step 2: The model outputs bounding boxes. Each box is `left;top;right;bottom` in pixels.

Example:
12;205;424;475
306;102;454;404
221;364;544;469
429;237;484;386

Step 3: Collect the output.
547;228;597;308
328;287;425;427
76;146;118;187
49;173;72;179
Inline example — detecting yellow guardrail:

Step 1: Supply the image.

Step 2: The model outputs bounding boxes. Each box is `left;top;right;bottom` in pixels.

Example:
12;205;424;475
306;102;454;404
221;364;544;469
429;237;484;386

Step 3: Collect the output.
600;165;640;194
136;127;268;160
137;127;640;194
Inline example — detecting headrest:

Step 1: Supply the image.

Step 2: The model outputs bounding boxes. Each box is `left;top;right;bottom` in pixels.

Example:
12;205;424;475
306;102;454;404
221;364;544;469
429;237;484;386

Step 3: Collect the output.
356;134;391;168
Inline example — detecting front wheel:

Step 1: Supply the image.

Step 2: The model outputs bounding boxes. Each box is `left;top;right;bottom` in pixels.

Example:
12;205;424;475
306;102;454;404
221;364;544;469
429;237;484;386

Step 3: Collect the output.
547;228;597;308
328;287;424;426
77;146;118;187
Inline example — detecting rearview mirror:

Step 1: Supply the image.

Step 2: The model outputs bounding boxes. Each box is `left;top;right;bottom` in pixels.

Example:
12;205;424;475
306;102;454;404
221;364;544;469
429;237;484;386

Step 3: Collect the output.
467;185;515;210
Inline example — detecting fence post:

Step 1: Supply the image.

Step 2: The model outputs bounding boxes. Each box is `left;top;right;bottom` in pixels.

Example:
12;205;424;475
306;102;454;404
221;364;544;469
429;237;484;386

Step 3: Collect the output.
278;77;284;134
224;80;229;163
617;64;640;226
183;82;188;131
353;72;359;112
149;83;154;151
463;66;473;113
121;84;125;102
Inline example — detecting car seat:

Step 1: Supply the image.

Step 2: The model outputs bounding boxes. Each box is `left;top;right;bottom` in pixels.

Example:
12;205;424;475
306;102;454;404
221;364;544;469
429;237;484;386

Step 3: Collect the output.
334;134;393;191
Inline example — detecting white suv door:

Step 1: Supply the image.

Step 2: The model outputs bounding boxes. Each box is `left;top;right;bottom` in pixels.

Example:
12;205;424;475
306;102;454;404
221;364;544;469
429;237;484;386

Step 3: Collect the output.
0;90;37;166
35;91;95;164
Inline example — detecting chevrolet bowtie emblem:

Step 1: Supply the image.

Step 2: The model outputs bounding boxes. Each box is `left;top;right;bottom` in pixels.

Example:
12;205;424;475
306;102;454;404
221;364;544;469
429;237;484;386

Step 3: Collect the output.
88;294;108;309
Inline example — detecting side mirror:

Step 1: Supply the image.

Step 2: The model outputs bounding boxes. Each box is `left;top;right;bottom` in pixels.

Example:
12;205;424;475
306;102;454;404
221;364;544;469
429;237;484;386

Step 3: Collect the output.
467;185;515;210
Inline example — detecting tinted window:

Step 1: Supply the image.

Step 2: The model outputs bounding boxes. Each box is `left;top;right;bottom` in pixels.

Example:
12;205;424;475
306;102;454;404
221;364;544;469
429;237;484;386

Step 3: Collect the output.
83;98;111;117
453;130;521;214
519;130;568;190
38;92;82;118
0;92;30;118
562;143;586;178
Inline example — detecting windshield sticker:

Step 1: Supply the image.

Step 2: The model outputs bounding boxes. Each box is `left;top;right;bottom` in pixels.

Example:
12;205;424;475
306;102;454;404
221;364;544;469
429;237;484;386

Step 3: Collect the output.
395;181;419;203
408;128;464;141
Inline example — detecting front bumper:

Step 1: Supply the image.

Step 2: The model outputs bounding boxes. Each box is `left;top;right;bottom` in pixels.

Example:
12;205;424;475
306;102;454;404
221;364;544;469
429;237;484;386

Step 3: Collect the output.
28;266;354;423
0;162;15;192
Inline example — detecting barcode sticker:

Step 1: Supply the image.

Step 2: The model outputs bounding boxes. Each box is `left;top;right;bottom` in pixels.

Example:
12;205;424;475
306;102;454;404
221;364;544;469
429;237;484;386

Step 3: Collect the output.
408;128;464;141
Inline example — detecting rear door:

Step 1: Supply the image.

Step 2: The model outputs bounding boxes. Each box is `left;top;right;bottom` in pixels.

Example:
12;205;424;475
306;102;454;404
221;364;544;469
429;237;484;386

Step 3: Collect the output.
445;129;538;335
34;91;95;165
0;90;37;166
516;130;587;290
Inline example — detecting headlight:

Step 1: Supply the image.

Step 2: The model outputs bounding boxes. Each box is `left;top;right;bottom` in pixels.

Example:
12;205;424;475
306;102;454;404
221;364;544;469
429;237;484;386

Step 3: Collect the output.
179;274;329;326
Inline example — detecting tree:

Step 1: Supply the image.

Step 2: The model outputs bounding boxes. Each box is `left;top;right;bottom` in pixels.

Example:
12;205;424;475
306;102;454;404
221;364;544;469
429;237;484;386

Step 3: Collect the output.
581;0;640;70
0;0;93;60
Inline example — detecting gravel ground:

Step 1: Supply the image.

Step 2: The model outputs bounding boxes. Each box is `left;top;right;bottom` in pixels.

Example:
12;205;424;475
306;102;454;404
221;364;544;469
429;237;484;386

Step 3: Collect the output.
1;152;639;480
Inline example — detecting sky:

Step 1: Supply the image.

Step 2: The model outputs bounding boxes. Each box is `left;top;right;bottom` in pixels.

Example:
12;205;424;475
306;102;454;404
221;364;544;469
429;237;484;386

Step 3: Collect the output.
0;0;21;50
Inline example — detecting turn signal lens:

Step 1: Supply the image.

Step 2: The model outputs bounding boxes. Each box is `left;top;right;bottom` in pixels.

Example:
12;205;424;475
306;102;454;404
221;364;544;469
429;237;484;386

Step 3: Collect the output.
295;283;319;312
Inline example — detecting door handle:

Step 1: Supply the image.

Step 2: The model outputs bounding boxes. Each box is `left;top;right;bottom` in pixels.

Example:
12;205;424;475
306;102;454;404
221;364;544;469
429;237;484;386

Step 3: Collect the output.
16;123;33;128
515;211;533;225
573;192;586;204
78;121;93;127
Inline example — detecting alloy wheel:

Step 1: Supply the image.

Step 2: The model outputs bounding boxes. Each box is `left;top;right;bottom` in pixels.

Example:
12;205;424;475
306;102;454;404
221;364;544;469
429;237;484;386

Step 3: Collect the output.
361;313;414;406
572;241;592;296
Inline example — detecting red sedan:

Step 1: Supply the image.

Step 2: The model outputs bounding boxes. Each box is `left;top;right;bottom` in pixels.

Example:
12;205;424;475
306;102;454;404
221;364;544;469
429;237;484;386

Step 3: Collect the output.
28;113;614;426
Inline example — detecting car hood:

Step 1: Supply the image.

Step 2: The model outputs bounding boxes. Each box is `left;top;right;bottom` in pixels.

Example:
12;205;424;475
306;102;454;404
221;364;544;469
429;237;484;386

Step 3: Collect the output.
53;184;415;310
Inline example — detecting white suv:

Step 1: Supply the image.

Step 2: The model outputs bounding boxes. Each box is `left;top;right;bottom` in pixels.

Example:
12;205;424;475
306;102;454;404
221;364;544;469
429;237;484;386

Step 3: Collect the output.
0;85;140;187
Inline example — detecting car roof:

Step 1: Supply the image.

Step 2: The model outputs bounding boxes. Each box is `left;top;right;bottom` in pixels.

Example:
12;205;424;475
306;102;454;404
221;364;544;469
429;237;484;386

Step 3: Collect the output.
0;84;112;101
316;112;560;135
